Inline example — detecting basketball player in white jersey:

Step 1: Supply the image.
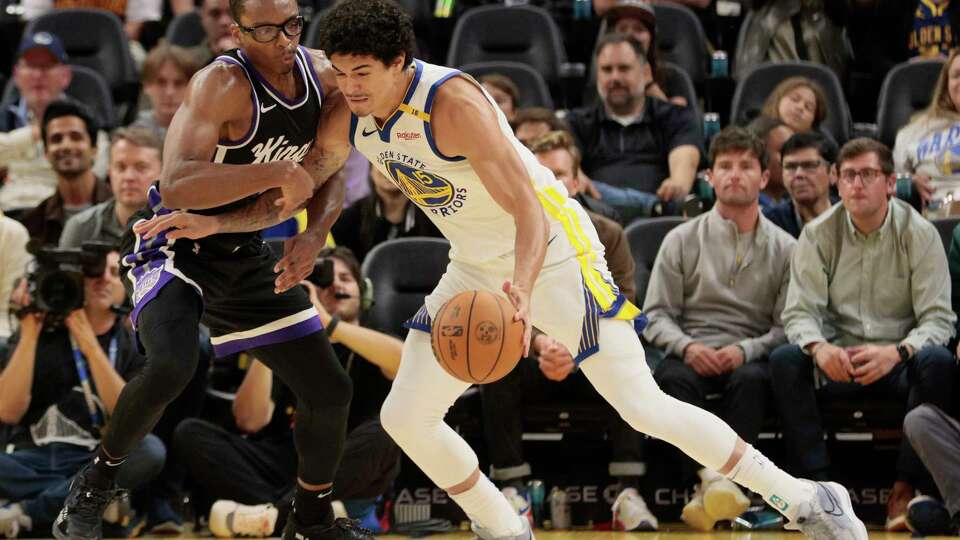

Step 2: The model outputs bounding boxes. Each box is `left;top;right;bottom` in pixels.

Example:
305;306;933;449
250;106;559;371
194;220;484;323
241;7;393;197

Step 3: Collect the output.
141;0;868;537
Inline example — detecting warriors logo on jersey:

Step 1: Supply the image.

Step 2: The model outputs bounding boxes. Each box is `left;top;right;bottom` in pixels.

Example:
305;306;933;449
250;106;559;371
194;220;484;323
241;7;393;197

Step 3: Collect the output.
384;160;467;215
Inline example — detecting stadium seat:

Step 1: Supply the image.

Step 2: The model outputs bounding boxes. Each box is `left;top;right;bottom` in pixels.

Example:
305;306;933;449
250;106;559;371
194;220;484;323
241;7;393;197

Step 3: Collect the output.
730;61;852;144
652;2;709;88
661;61;699;117
876;59;945;148
931;216;960;253
624;216;685;305
165;10;206;48
459;61;554;110
446;5;567;88
24;9;139;123
1;64;116;129
360;237;450;337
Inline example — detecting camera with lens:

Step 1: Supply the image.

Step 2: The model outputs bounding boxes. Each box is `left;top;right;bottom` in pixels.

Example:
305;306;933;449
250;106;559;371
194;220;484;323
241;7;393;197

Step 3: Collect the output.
18;241;116;321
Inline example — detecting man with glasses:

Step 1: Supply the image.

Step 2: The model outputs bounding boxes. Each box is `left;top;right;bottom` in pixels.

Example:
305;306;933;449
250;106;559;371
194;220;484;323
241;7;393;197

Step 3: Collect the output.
763;132;838;238
53;1;367;540
770;137;957;530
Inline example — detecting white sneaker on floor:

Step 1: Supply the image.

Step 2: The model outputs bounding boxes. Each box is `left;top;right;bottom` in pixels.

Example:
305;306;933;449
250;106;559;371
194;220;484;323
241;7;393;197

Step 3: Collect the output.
0;504;29;539
471;514;534;540
501;487;533;526
681;470;750;531
611;488;658;531
785;481;869;540
209;500;278;538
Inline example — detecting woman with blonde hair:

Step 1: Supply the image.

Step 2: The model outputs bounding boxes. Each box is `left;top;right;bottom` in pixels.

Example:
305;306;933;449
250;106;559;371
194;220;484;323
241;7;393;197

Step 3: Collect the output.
760;77;829;134
893;49;960;210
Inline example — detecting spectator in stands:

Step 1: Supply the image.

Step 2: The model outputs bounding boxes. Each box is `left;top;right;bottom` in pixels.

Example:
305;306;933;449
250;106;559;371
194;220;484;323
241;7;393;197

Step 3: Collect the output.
599;0;688;107
864;0;959;79
0;215;29;342
567;33;701;223
643;126;794;531
760;77;829;136
1;33;71;213
0;252;165;538
894;48;960;211
331;168;441;263
481;130;654;532
902;406;960;536
512;107;568;147
133;43;201;141
60;127;159;249
734;1;852;80
20;101;111;246
480;74;519;123
190;0;238;66
770;138;957;532
173;247;401;536
747;116;793;207
763;131;838;238
20;0;161;58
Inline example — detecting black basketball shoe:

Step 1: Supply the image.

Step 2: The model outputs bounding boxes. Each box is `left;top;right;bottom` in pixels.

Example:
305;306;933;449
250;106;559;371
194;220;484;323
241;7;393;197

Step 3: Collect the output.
282;514;376;540
52;463;117;540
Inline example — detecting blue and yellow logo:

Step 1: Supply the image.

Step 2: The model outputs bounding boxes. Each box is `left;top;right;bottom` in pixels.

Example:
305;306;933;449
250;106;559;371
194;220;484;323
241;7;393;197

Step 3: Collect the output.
385;160;455;208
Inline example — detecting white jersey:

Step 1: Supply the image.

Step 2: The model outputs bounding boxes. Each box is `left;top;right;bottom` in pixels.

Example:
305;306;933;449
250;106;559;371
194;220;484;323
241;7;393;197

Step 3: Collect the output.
350;60;639;333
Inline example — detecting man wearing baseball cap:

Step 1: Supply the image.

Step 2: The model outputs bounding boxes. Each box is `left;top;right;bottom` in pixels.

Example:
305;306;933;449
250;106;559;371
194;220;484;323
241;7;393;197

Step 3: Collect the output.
0;32;72;212
0;32;108;213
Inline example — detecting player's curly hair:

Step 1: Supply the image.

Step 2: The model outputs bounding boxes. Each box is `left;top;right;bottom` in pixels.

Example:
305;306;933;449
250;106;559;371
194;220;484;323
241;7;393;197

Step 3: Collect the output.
317;0;415;68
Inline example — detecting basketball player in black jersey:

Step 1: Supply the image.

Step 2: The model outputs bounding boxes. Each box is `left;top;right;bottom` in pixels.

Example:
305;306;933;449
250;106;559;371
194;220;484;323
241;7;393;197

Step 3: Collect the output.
52;0;365;539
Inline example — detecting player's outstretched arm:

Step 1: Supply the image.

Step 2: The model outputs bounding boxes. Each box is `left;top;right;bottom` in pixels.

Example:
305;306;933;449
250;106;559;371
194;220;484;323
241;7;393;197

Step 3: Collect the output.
431;78;549;355
272;92;354;293
159;62;311;211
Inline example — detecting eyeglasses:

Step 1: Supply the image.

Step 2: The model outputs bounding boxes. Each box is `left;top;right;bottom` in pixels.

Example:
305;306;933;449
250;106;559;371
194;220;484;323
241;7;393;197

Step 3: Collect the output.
782;159;824;174
238;15;304;43
838;168;886;186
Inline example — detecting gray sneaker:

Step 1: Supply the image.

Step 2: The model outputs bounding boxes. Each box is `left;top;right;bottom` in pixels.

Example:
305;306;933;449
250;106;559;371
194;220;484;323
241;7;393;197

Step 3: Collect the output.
786;481;868;540
471;516;534;540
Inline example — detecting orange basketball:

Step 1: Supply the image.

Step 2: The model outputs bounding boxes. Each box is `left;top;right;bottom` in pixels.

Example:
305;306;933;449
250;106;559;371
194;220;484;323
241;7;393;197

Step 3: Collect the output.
431;290;525;384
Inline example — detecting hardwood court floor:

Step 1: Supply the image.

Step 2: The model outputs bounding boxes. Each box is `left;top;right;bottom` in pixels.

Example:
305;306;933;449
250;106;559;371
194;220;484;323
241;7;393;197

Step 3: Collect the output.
128;531;928;540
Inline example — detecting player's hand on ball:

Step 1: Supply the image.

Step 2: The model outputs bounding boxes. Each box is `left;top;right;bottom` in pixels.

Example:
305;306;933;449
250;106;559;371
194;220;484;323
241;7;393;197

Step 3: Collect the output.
133;211;220;240
274;231;325;294
502;280;532;357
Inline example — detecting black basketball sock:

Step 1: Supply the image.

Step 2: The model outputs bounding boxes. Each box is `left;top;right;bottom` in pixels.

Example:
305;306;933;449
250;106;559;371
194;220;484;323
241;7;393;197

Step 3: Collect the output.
293;484;334;528
86;447;126;490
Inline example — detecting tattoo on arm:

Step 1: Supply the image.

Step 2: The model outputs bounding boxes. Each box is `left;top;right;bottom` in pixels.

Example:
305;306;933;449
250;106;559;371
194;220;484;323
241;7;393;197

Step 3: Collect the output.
215;188;294;234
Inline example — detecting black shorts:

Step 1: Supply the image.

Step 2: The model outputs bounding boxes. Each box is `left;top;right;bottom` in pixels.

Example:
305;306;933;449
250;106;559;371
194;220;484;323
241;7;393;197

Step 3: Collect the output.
120;186;322;358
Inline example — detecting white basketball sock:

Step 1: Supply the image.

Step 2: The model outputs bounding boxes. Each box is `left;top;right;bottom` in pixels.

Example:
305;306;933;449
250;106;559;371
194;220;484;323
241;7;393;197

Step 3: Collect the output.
725;444;815;521
449;474;525;536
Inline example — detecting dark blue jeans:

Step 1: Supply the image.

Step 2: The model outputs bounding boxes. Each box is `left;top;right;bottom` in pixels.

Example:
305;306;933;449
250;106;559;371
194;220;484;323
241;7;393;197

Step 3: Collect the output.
0;435;165;527
769;343;957;483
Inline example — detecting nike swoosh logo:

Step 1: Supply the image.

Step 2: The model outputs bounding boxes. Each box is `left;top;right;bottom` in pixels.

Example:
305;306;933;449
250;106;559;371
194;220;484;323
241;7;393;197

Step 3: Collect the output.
362;128;377;136
316;490;332;499
260;103;277;113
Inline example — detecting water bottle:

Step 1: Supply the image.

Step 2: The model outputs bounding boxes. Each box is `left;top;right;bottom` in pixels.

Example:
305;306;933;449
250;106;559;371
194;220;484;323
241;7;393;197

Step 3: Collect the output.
703;112;721;140
527;480;545;527
711;50;729;78
548;487;570;529
573;0;592;20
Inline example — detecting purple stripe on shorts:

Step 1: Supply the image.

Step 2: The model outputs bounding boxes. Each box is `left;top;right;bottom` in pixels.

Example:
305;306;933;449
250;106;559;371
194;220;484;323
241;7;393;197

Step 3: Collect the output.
211;316;324;358
130;268;177;328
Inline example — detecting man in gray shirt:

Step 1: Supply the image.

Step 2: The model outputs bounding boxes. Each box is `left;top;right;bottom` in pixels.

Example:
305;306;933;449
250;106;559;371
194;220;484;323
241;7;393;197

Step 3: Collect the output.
60;127;160;249
770;137;957;531
643;126;797;531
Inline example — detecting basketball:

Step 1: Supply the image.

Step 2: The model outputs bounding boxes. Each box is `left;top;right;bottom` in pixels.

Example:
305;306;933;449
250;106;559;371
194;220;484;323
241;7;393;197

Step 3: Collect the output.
431;290;525;384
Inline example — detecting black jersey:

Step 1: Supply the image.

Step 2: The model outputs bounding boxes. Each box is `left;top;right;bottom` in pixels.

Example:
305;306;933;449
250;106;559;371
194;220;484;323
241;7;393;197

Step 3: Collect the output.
198;46;324;220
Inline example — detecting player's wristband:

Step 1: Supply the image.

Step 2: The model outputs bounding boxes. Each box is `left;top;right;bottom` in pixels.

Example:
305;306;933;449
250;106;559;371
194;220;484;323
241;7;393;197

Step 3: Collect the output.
325;315;340;337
